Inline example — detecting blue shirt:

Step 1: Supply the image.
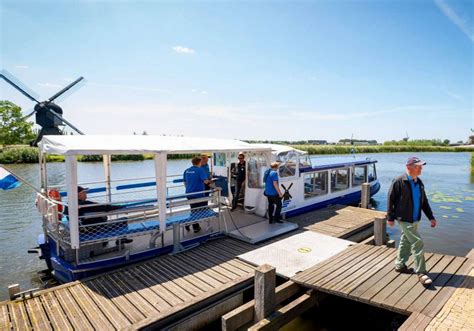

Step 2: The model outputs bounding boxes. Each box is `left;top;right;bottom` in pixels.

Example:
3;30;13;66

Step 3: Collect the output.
264;170;279;196
183;166;208;198
201;163;211;179
408;175;421;221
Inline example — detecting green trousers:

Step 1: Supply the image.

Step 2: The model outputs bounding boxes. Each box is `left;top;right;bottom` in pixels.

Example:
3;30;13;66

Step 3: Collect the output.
395;221;426;274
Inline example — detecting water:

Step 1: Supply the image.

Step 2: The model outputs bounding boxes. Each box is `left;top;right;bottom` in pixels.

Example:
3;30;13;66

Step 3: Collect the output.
0;152;472;301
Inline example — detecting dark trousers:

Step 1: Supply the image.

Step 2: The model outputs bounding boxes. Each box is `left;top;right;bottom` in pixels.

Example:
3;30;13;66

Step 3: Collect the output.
186;198;207;231
267;195;282;223
232;181;244;209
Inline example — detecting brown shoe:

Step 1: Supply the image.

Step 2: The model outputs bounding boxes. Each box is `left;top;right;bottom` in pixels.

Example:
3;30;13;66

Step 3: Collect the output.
395;265;415;274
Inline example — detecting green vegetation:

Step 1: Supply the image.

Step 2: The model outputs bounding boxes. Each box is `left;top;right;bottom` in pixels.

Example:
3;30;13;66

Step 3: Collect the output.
291;145;473;155
0;101;35;145
383;139;451;146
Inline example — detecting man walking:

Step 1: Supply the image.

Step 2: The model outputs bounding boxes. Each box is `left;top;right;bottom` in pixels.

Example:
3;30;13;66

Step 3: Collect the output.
387;156;437;285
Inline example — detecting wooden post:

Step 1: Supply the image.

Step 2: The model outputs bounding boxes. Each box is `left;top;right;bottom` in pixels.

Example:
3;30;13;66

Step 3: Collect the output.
254;264;276;322
361;183;370;209
374;217;386;246
8;284;20;300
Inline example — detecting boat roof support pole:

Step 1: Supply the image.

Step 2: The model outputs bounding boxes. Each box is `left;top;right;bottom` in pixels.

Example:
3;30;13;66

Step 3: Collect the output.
65;155;80;249
154;153;167;233
39;149;46;192
103;154;112;204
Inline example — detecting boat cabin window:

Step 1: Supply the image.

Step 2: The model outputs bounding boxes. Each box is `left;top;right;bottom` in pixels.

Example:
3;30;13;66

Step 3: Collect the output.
331;168;349;192
352;165;367;186
299;155;312;169
368;163;377;182
304;171;328;199
247;154;268;189
277;151;298;178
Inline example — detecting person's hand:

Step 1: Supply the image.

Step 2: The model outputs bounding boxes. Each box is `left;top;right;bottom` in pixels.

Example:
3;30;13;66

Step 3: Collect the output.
430;219;437;228
279;193;284;199
387;220;395;227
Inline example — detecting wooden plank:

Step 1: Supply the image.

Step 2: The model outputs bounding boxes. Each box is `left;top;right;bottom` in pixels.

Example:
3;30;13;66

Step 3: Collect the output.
127;274;254;330
81;281;133;327
147;260;205;297
24;297;52;331
170;252;234;284
54;287;95;330
332;247;396;294
198;245;255;273
190;248;251;277
170;293;243;331
0;304;12;330
357;254;426;303
248;291;320;331
90;277;146;323
118;267;175;312
159;254;223;289
40;292;73;330
107;273;160;316
7;301;31;331
306;245;379;287
398;312;422;331
370;253;441;312
202;240;245;258
136;264;195;302
394;255;460;312
293;244;368;284
417;257;473;317
222;281;302;331
338;249;397;296
130;265;184;307
322;246;391;291
68;285;116;330
156;255;216;292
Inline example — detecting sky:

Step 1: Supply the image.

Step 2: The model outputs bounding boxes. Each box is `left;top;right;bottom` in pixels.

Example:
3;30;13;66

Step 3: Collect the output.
0;0;472;143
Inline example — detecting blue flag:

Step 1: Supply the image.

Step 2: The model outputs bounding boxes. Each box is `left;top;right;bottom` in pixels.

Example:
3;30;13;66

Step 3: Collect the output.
0;166;21;190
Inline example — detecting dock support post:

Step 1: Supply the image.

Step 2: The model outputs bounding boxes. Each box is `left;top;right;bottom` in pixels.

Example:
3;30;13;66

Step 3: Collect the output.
361;183;370;208
8;284;20;300
254;264;276;322
374;217;386;246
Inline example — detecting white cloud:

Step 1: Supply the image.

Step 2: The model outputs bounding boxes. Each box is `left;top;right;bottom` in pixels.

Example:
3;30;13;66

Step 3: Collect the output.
172;46;196;54
435;0;474;42
37;82;62;88
14;65;28;69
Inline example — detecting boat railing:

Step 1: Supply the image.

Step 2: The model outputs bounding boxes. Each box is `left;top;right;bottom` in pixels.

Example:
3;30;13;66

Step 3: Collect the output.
56;189;221;249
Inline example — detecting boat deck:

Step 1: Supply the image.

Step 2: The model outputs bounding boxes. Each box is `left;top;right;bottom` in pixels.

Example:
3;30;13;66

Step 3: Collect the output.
292;244;473;329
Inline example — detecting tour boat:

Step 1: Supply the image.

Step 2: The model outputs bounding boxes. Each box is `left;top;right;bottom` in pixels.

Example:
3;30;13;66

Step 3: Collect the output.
34;135;380;282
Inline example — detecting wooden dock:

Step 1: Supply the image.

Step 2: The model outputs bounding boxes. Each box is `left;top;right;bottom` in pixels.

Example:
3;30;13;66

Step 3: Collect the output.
291;244;473;329
0;205;387;330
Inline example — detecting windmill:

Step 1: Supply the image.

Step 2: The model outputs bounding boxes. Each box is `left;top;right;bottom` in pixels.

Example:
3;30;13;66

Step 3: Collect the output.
403;131;410;142
0;70;85;146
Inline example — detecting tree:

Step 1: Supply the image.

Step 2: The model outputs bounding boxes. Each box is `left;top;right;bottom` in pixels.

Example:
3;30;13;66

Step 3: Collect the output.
0;100;36;145
443;139;450;145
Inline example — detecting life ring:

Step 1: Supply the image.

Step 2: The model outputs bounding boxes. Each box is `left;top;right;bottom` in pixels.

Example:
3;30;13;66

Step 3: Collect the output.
48;189;63;219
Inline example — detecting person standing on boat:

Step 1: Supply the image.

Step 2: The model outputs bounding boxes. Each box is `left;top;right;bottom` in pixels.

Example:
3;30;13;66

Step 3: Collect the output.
183;156;211;233
387;156;437;286
201;153;212;194
231;152;246;211
264;162;283;223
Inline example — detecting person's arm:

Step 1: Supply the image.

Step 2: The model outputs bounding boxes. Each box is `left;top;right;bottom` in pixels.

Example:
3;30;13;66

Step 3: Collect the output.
200;168;211;185
386;179;399;227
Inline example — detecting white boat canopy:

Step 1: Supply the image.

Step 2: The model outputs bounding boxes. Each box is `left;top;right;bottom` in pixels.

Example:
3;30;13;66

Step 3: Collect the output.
38;135;272;155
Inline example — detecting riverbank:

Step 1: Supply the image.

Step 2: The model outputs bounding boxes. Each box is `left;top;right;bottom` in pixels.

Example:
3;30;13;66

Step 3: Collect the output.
1;144;472;164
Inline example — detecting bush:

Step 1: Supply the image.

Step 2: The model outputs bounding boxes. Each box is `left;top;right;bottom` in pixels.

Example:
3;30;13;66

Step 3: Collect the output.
0;146;39;163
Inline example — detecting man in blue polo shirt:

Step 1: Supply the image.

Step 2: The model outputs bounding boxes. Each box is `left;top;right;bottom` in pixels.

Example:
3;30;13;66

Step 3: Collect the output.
264;162;283;224
387;156;437;286
183;156;211;233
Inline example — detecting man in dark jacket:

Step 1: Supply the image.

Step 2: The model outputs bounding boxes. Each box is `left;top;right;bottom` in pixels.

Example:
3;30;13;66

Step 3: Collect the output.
387;157;437;285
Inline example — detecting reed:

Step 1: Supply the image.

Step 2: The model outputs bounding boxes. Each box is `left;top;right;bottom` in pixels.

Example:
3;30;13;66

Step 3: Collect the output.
291;145;473;155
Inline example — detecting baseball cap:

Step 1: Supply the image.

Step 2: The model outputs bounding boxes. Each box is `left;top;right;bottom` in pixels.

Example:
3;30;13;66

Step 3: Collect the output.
77;186;89;193
406;157;426;166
